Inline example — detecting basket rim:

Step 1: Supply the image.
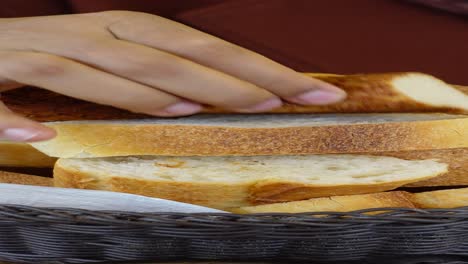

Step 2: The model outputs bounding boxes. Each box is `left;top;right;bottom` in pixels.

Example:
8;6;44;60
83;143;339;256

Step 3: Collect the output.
0;204;467;226
1;205;468;263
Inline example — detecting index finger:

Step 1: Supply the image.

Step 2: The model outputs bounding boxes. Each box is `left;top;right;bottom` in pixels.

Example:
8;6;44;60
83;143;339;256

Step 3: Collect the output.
103;11;346;105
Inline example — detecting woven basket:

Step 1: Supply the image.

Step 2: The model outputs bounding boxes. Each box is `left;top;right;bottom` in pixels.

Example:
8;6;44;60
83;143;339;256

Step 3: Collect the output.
1;205;468;264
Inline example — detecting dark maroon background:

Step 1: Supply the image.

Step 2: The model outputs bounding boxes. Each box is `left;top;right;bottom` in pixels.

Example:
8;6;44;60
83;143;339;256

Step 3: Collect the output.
1;0;467;84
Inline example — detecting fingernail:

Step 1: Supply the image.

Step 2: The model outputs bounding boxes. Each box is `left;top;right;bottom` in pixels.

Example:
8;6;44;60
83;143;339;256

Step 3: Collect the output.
154;102;202;116
1;128;42;142
239;97;283;112
290;89;346;105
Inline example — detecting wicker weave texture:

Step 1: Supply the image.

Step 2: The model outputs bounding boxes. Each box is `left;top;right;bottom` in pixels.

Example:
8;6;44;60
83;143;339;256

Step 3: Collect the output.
0;206;468;263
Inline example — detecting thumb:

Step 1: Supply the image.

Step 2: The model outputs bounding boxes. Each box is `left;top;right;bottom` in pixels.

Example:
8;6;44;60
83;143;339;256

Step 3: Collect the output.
0;101;56;142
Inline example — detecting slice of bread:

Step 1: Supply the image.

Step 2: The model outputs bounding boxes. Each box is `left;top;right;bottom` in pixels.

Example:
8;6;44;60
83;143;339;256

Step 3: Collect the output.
31;113;468;158
4;73;467;123
0;141;56;167
230;191;415;214
411;187;468;209
53;154;448;209
1;141;464;187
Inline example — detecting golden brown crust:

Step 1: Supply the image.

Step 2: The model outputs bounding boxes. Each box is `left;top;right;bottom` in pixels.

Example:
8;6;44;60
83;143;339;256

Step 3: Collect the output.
410;187;468;209
53;166;102;189
230;191;415;214
3;73;467;122
247;177;436;205
53;161;442;209
455;85;468;94
35;117;468;158
0;170;53;187
0;142;56;167
53;165;252;209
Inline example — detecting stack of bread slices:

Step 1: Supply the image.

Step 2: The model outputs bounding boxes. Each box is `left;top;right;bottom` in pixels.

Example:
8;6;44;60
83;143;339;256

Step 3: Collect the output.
1;72;467;212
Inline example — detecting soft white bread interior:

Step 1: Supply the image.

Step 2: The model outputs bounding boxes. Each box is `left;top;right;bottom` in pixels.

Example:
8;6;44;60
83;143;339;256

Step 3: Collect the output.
54;154;447;209
410;187;468;209
391;148;468;187
0;141;56;167
32;113;468;158
389;73;468;112
230;191;415;214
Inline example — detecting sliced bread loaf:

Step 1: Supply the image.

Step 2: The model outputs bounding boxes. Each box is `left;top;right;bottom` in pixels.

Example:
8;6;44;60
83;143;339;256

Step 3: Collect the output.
32;113;468;158
4;73;467;123
54;154;447;209
1;142;464;187
0;144;464;188
230;191;415;214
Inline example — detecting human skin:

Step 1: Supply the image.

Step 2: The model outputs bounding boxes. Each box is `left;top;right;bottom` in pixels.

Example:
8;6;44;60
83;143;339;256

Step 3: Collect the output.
0;11;345;142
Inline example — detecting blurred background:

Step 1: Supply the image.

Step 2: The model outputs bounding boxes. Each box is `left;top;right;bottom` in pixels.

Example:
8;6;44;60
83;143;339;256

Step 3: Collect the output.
1;0;466;84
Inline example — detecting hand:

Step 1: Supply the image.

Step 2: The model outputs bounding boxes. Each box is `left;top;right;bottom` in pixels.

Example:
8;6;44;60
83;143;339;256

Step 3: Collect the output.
0;11;346;142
